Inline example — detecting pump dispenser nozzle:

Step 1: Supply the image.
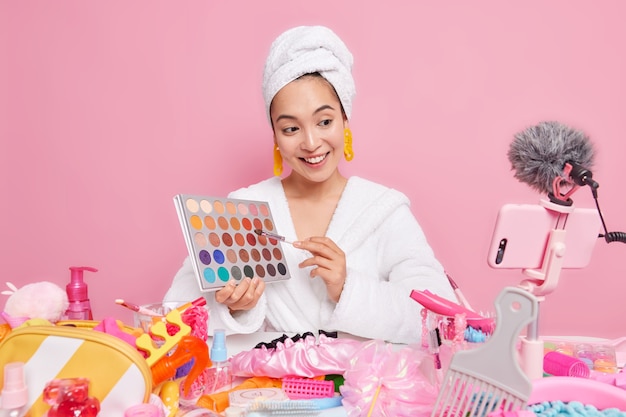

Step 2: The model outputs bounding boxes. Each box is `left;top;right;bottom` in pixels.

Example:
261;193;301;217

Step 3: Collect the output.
1;362;28;412
205;329;232;395
210;329;228;363
64;266;97;320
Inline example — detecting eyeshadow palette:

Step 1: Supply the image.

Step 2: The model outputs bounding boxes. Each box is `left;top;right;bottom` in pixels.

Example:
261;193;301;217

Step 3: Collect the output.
174;194;291;292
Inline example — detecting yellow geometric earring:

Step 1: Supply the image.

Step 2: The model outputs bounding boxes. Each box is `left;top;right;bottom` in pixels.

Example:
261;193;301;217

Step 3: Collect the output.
344;128;354;161
273;144;283;176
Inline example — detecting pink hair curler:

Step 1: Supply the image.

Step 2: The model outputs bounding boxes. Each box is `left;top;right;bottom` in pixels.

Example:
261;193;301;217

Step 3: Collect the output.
281;377;335;399
543;351;590;378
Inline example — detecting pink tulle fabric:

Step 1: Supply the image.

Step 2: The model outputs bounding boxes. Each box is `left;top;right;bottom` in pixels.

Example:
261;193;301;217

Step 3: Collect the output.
340;340;441;417
229;333;364;378
181;306;209;341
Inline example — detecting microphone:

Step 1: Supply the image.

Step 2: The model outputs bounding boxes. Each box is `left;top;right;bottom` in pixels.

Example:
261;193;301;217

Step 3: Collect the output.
568;161;599;190
507;121;598;203
508;121;625;244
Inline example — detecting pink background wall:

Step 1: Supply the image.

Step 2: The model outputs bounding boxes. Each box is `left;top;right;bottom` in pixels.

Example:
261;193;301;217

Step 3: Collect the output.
2;1;625;338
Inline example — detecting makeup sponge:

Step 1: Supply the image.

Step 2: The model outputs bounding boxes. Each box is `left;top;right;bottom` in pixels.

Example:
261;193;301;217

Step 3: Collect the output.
2;281;69;327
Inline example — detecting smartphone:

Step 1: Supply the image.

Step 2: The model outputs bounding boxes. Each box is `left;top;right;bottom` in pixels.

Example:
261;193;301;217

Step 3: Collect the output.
487;203;602;269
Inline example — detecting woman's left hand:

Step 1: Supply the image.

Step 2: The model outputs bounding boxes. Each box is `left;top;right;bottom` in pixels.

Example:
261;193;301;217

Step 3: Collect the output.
294;236;346;303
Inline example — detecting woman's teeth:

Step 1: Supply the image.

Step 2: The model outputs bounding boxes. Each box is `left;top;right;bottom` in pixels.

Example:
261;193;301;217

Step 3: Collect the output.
304;154;327;164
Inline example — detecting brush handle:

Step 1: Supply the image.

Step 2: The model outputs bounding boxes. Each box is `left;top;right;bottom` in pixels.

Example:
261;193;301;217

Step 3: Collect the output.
409;290;494;331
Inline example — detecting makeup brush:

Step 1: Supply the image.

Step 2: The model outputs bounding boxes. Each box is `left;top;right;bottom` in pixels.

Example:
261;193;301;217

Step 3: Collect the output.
254;229;294;245
115;299;160;316
446;272;474;311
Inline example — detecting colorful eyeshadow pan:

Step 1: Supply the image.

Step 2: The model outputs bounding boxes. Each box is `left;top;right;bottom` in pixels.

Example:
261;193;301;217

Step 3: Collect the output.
174;195;291;291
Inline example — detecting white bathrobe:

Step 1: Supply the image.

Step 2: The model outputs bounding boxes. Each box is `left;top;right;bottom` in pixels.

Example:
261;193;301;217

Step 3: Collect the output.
164;176;455;344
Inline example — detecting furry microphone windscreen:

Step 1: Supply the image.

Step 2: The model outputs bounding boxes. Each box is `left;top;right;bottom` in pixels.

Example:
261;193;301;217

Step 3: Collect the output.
507;121;595;195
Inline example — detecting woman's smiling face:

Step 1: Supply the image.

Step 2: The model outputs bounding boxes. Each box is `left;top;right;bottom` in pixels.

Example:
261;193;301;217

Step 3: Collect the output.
270;74;347;183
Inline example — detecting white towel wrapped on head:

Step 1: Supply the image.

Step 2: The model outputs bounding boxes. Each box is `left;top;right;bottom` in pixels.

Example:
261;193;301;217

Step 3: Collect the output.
262;25;356;122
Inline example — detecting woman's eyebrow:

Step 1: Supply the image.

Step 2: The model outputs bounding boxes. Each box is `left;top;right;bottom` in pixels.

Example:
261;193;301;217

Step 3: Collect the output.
313;104;335;114
275;114;296;123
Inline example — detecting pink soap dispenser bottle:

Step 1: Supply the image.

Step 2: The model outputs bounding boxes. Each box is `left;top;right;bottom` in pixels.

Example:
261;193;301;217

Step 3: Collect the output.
64;266;97;320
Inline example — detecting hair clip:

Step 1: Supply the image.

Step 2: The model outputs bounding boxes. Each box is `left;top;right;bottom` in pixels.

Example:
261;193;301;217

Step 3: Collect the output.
318;330;338;338
254;333;290;349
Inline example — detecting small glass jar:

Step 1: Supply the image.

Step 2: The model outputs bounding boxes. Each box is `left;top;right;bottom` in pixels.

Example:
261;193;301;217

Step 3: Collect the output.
574;343;594;369
592;345;617;373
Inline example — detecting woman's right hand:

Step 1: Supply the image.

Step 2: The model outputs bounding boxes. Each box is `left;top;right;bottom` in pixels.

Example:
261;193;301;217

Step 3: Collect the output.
214;277;265;312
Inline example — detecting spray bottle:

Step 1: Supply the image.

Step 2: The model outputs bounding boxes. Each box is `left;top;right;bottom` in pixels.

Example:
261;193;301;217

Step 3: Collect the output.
0;362;28;417
204;329;232;395
64;266;97;320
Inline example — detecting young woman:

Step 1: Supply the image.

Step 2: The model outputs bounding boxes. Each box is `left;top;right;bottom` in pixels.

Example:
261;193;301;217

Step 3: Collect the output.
164;25;455;344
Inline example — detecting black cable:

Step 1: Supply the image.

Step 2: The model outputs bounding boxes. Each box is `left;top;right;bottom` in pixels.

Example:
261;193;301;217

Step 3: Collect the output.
592;189;626;243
